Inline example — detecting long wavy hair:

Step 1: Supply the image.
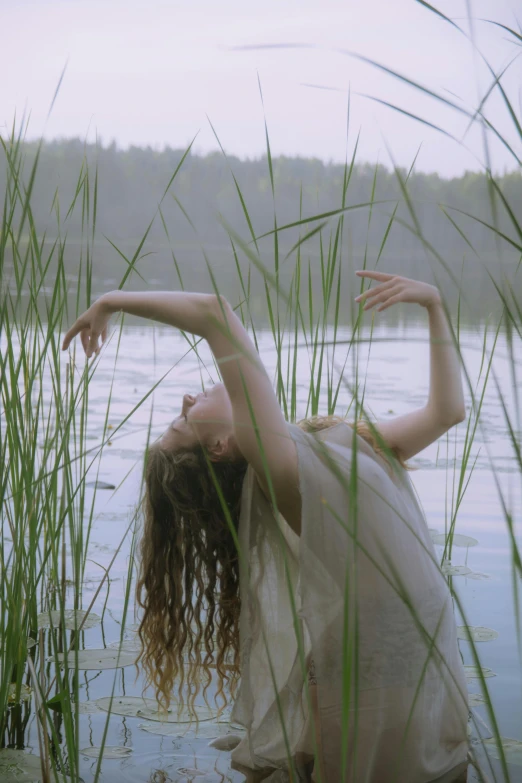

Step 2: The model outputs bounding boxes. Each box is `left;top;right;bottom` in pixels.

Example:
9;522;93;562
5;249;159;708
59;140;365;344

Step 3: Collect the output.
136;414;415;718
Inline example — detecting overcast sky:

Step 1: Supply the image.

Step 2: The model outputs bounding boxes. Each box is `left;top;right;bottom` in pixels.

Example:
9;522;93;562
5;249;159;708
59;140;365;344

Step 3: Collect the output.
1;0;521;177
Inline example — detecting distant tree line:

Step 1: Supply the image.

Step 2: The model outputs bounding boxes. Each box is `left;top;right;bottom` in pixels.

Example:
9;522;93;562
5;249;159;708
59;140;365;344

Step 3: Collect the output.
2;138;519;251
1;138;520;320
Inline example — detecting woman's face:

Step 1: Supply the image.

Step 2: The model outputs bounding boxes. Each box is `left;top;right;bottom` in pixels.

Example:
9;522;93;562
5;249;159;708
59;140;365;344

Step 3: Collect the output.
159;383;234;453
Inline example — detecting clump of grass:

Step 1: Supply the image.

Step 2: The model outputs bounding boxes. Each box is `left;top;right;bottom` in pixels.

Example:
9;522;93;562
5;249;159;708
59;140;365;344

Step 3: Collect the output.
0;126;144;782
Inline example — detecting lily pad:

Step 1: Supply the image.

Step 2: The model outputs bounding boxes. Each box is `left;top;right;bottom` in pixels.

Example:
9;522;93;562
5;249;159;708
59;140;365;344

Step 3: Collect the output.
441;563;472;577
96;696;216;723
457;626;498;642
85;481;116;490
468;693;486;707
80;746;132;759
37;610;101;630
432;534;478;548
53;648;136;670
483;737;522;766
463;666;496;680
108;637;142;653
72;700;104;714
139;720;244;739
8;683;32;704
0;750;42;783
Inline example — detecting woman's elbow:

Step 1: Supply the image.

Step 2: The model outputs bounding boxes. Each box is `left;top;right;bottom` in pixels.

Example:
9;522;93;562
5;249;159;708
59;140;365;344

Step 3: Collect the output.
451;409;466;426
201;294;233;335
208;294;232;320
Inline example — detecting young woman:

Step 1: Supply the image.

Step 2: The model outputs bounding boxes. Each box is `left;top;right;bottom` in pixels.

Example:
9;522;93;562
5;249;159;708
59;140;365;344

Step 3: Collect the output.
62;271;470;783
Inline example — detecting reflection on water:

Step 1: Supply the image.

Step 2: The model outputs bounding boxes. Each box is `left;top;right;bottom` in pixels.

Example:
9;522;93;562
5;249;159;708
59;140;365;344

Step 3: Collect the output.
1;321;521;782
4;246;519;326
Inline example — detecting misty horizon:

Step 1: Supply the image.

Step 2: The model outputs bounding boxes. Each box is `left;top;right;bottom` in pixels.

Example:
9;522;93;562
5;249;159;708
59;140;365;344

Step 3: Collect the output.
2;0;521;179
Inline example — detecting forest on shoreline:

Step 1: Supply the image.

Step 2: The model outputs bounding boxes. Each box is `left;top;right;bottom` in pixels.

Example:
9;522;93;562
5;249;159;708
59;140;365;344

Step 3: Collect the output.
2;138;520;321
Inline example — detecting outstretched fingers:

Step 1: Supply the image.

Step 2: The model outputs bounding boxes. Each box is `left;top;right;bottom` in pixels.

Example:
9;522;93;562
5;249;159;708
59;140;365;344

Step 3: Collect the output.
355;270;396;281
62;319;91;354
377;293;403;312
80;329;89;354
88;326;108;357
62;323;80;351
363;284;402;310
355;279;399;305
62;300;110;358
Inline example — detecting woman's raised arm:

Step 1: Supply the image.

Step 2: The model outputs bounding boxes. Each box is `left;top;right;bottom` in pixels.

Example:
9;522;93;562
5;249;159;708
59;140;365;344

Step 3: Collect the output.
62;290;301;531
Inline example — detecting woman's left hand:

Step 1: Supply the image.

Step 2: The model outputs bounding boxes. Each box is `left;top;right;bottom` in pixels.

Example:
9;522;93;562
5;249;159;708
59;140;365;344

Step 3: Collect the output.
354;271;442;311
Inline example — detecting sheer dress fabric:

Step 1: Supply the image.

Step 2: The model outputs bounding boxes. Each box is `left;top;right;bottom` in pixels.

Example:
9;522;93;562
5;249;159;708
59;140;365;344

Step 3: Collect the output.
229;422;469;783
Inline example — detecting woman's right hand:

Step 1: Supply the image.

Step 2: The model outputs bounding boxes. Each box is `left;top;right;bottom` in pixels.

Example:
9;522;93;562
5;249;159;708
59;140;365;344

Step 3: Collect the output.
61;294;113;358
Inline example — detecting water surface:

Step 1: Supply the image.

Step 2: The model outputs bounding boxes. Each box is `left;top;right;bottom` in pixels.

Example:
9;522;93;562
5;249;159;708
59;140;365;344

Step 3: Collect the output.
2;317;521;782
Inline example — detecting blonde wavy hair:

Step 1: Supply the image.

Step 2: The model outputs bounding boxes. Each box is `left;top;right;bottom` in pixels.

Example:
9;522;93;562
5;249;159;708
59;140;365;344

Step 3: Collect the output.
136;415;415;719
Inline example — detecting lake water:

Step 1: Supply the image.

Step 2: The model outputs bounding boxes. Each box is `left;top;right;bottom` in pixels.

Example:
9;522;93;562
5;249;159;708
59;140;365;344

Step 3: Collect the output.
2;316;522;782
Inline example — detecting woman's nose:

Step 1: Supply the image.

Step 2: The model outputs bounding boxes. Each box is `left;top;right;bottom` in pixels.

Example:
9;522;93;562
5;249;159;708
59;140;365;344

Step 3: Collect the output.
182;393;195;411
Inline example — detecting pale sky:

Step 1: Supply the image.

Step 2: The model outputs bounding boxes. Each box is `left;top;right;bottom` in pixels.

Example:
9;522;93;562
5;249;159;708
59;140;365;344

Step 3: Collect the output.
1;0;521;177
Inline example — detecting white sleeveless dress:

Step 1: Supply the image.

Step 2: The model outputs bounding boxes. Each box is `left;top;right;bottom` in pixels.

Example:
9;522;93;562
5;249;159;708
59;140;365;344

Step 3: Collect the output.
229;422;469;783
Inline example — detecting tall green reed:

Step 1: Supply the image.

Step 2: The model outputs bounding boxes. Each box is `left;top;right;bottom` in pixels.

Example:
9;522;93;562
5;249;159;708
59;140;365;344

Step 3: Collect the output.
0;126;146;782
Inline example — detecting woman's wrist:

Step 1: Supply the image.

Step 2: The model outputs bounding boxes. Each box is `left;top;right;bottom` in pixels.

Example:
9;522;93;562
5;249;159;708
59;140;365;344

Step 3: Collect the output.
425;291;442;312
102;290;123;313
